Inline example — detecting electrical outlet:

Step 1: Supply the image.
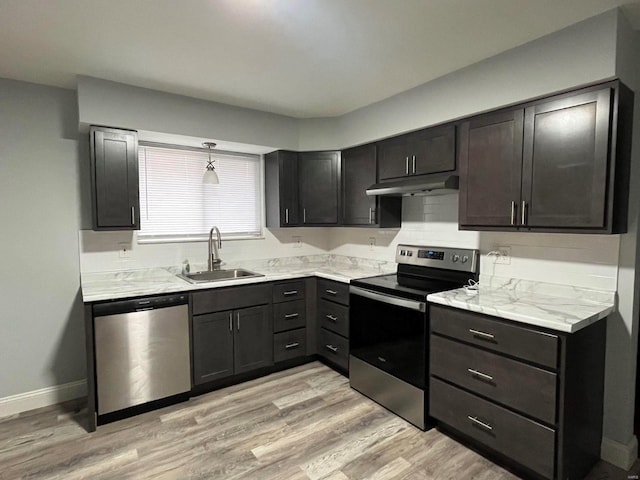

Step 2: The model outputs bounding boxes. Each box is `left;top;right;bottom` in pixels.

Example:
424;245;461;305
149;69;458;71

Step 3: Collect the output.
118;243;132;258
369;237;376;250
494;246;511;265
292;236;302;248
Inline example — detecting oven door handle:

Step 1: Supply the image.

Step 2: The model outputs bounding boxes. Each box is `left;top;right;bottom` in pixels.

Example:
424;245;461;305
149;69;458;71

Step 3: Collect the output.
349;286;426;312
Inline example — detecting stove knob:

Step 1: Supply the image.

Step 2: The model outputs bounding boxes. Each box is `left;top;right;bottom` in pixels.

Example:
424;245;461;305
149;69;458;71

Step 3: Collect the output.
452;254;460;263
461;255;469;264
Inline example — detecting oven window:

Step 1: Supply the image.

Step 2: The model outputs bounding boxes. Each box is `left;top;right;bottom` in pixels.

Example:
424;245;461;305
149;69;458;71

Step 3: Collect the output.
350;292;426;389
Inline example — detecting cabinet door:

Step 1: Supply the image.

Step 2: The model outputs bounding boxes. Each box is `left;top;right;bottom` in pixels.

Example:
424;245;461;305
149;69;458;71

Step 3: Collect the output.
410;124;456;175
521;88;612;228
234;305;273;374
279;151;300;226
378;135;410;180
299;151;340;225
342;144;378;225
192;311;234;385
459;109;524;227
90;126;139;230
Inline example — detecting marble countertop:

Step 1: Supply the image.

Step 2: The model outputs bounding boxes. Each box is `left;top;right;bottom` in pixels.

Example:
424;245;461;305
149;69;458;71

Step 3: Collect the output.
427;276;615;333
81;255;396;303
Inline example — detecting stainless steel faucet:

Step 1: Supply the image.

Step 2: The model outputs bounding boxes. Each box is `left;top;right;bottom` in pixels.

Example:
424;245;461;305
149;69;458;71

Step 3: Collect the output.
208;226;222;270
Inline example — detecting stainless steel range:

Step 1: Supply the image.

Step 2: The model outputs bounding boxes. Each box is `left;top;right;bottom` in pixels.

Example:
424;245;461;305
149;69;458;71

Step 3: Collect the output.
349;244;479;430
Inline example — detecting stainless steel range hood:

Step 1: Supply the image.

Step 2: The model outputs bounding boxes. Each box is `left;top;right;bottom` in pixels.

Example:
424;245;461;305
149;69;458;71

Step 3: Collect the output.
366;173;459;196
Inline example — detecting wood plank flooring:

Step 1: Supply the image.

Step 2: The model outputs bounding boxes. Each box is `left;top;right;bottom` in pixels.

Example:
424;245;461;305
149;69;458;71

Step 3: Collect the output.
0;362;637;479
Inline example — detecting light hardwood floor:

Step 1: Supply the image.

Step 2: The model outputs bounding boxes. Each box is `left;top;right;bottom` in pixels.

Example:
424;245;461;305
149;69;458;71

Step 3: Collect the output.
0;362;637;479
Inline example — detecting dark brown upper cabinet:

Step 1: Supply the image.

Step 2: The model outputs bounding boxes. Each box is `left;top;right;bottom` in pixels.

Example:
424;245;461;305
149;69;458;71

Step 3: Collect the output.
265;150;300;227
90;126;139;230
377;124;456;181
341;144;402;228
298;151;341;225
459;81;633;234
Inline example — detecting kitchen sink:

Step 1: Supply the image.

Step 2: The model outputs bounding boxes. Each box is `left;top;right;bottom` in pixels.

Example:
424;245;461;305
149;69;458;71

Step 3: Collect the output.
178;269;264;284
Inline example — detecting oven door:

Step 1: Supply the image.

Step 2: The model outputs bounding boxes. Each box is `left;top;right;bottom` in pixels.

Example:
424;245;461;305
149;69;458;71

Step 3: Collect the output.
349;286;427;389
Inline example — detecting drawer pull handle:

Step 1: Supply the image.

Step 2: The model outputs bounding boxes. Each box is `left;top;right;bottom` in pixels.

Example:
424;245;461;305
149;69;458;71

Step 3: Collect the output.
284;313;299;319
285;342;300;350
283;290;298;296
325;289;338;295
325;314;338;322
325;344;338;353
468;415;493;431
467;368;494;381
469;328;495;340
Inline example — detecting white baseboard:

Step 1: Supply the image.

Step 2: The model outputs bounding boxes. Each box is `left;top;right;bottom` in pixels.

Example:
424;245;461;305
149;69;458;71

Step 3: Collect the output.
601;435;638;470
0;380;87;419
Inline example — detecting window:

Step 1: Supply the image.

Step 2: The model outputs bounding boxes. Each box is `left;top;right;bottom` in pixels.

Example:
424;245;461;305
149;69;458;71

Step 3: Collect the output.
138;143;262;242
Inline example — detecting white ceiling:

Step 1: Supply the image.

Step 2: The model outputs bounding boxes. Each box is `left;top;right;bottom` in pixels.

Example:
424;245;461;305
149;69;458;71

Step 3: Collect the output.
1;0;639;118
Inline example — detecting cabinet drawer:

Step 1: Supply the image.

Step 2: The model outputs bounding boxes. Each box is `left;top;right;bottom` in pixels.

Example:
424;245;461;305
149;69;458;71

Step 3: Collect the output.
319;328;349;371
273;281;305;303
318;279;349;306
431;335;556;424
430;377;555;480
318;299;349;337
273;300;307;332
274;328;307;363
430;305;558;369
192;284;271;315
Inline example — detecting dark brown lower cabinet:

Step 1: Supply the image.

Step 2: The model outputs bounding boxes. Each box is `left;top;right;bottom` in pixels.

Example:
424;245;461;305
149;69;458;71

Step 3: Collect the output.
429;305;606;480
317;279;350;374
192;303;273;386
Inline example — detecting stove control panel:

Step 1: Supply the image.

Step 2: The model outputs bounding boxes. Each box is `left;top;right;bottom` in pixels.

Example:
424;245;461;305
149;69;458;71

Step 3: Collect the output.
396;244;478;273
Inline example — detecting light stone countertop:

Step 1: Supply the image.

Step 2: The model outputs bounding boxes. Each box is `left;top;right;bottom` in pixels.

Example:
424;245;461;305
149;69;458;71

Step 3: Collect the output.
81;254;396;303
427;276;615;333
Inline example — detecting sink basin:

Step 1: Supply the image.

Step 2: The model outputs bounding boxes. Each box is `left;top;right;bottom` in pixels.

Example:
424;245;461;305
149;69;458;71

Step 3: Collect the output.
178;269;264;284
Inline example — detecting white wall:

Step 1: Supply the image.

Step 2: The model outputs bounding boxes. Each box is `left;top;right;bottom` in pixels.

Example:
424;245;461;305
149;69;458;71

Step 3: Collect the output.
77;76;300;151
79;228;330;273
0;79;86;400
299;9;619;150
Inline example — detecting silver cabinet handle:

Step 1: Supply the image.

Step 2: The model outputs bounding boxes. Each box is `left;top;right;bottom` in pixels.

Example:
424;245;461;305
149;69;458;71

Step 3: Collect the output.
303;208;306;223
469;328;495;340
325;344;338;353
131;206;135;225
468;368;494;381
405;157;409;175
228;312;233;332
510;201;516;225
468;415;493;431
521;200;527;226
284;313;299;319
285;342;300;350
283;290;298;296
325;289;338;296
412;155;416;174
325;314;338;322
285;208;289;224
236;312;240;331
369;207;374;224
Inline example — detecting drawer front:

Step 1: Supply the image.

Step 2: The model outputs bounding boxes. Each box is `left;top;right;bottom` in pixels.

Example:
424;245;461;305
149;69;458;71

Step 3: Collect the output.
318;279;350;306
430;305;558;369
431;335;557;424
192;284;271;315
272;281;306;303
318;299;349;337
273;300;307;332
319;328;349;370
274;328;307;362
430;378;555;480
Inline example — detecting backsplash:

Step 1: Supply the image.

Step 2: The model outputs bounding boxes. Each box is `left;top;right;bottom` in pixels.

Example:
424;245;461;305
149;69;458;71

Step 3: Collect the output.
328;195;620;292
80;194;620;291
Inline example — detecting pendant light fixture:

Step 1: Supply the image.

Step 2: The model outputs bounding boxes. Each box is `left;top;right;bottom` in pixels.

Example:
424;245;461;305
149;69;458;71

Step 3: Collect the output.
203;142;220;184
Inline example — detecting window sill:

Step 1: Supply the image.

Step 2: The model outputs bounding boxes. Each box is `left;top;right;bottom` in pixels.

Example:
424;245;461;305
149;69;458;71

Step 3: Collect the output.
137;233;265;244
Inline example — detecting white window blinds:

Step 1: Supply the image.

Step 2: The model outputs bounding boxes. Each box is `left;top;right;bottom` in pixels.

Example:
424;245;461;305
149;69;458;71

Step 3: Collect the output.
138;144;262;242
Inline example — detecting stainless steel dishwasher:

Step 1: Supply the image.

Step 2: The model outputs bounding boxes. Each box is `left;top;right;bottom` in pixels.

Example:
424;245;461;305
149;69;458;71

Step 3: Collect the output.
93;293;191;415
